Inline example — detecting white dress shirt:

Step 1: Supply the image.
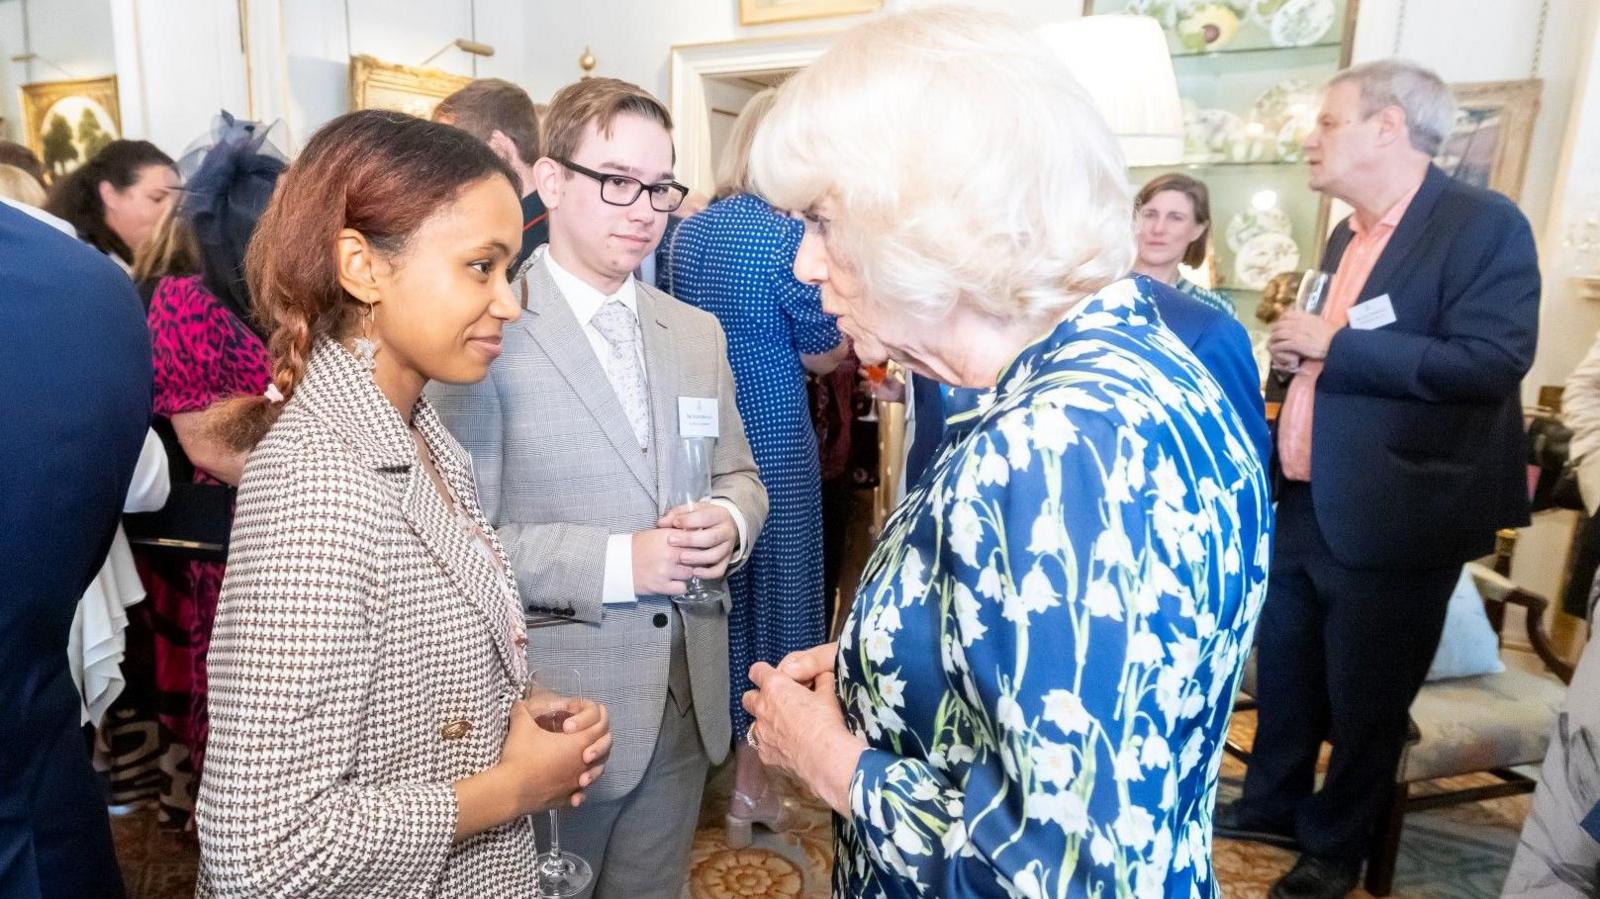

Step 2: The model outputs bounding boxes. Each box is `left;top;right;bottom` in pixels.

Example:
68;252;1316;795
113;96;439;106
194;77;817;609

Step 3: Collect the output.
71;428;170;726
544;251;748;603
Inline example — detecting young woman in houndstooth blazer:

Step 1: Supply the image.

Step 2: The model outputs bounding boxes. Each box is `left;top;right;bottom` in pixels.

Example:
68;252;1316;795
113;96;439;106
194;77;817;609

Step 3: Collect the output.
194;111;612;899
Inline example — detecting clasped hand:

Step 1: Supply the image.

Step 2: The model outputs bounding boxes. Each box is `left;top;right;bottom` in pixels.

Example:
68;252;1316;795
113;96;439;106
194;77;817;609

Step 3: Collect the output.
741;642;866;816
497;696;611;815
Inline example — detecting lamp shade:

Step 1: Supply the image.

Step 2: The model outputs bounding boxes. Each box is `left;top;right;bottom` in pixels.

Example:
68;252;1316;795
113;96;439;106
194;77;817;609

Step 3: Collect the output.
1036;16;1184;167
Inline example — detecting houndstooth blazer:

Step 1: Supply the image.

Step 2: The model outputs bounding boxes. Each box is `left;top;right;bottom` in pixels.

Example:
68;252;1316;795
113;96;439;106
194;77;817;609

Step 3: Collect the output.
196;339;537;899
428;256;767;803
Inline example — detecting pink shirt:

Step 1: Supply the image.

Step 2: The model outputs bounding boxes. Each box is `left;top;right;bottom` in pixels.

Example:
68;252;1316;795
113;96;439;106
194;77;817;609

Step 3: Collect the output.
1277;182;1421;481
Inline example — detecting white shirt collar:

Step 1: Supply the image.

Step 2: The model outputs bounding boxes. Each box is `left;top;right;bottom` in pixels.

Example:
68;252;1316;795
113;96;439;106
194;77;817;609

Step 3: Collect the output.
0;197;77;237
543;249;638;327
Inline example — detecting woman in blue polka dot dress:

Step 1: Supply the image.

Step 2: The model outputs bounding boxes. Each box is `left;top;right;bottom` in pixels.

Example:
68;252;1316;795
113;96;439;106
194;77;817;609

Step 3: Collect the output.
657;88;846;847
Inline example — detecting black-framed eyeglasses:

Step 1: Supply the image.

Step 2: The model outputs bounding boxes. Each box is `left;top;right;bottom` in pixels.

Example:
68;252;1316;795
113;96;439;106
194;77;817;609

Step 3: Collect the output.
556;158;688;212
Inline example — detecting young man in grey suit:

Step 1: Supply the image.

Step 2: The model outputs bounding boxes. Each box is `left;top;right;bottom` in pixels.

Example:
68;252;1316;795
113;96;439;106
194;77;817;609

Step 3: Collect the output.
430;77;766;898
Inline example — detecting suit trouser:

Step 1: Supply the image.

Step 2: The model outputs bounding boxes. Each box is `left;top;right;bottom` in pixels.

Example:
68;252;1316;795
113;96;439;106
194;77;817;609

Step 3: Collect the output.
536;612;709;899
1239;481;1458;866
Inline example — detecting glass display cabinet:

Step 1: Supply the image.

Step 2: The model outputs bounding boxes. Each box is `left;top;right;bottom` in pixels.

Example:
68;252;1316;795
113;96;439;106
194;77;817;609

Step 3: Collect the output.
1085;0;1360;328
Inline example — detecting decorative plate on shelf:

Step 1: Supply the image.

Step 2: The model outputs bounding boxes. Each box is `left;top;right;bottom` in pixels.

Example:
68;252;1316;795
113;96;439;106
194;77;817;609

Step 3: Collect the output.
1245;0;1290;26
1226;206;1294;252
1228;119;1277;162
1126;0;1189;28
1269;0;1336;47
1251;79;1316;128
1276;115;1315;161
1176;4;1241;52
1249;79;1319;160
1235;232;1301;289
1185;107;1244;162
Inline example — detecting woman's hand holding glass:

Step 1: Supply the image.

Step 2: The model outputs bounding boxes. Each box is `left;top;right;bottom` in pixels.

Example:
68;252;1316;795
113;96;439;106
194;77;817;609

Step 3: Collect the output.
496;689;611;815
523;671;608;897
741;641;865;817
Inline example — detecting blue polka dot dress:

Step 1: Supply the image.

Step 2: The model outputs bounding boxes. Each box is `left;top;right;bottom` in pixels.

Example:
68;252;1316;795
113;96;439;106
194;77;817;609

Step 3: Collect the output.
657;193;841;739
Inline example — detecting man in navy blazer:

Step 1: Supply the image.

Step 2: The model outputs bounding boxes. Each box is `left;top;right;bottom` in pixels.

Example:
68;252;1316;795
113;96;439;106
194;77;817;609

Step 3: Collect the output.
1;202;151;899
901;275;1268;489
1218;61;1540;899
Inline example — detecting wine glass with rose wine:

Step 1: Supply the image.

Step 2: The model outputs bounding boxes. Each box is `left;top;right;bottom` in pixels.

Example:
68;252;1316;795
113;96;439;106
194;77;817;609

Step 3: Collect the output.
523;668;593;898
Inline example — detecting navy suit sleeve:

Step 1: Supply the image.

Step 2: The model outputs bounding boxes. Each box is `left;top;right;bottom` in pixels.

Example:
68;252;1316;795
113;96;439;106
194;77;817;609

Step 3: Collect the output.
1191;315;1271;467
1319;200;1539;403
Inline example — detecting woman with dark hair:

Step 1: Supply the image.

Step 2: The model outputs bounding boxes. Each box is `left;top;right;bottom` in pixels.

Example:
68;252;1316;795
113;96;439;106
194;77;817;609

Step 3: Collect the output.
1132;172;1236;317
122;118;282;826
196;109;611;898
45;138;177;270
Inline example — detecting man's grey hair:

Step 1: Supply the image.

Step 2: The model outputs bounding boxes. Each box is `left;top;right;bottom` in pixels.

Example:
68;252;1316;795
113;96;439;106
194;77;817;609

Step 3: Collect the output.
1329;59;1457;156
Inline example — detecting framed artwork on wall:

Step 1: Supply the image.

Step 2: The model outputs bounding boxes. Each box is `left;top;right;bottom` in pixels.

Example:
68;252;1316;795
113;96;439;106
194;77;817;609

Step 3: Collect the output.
738;0;881;26
1435;79;1542;203
20;76;121;185
348;55;472;119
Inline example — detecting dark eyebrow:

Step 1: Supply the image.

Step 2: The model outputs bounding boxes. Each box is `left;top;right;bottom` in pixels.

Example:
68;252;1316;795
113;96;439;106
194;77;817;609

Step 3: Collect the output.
472;240;514;258
596;160;677;183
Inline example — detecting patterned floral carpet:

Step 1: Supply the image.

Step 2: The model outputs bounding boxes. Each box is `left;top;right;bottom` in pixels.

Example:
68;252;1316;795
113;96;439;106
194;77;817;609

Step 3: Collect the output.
681;710;1532;899
112;712;1531;898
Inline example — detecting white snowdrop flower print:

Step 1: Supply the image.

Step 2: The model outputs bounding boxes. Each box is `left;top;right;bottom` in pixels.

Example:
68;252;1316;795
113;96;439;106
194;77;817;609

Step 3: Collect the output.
1004;562;1059;623
1041;689;1092;735
1031;739;1077;787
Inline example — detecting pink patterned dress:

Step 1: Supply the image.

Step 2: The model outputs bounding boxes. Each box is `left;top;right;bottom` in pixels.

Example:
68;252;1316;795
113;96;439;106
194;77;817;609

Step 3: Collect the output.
136;274;270;785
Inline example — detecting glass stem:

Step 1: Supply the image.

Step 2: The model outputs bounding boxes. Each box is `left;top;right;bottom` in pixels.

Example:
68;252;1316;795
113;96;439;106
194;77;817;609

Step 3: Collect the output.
547;808;562;861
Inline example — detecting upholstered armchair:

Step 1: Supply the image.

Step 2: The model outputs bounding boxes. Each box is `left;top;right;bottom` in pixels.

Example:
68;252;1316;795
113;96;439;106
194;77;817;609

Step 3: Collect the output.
1228;530;1575;896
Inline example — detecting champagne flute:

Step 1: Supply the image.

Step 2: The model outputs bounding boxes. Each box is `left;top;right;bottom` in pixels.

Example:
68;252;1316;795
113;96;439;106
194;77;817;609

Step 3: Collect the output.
1273;270;1333;375
859;363;886;422
524;668;593;898
668;436;720;607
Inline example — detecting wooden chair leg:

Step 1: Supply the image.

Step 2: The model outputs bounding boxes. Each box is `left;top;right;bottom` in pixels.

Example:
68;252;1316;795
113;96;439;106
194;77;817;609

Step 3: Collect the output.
1364;783;1407;897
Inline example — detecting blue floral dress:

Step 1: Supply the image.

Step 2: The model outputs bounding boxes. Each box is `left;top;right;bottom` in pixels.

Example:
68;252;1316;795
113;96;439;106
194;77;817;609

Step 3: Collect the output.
833;277;1271;898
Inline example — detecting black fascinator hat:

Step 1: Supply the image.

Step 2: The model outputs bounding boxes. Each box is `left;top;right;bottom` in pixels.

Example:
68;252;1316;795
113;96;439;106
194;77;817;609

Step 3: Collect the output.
177;111;288;338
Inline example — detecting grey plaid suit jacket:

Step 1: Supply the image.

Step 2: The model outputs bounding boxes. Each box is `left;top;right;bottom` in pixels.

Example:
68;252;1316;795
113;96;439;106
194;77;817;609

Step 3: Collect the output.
429;256;767;802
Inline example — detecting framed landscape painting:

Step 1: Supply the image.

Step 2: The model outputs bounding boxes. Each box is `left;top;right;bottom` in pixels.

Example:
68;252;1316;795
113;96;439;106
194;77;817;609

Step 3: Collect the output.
738;0;881;25
1435;79;1541;203
349;55;471;119
21;76;121;185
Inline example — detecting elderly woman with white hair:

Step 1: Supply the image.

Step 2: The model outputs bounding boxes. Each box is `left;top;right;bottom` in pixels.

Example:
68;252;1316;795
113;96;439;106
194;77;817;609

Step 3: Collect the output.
738;8;1271;898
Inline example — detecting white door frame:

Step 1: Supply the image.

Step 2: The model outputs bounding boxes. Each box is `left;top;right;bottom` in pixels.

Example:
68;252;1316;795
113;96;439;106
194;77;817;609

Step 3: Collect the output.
667;32;837;194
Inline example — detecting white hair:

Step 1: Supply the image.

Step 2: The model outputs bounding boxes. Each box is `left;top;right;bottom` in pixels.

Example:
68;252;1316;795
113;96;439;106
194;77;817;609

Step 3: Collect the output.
749;7;1134;324
1329;59;1457;156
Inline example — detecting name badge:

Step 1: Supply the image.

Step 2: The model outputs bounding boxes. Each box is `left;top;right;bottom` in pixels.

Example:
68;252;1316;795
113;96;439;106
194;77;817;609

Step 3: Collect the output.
1347;294;1397;330
678;397;719;438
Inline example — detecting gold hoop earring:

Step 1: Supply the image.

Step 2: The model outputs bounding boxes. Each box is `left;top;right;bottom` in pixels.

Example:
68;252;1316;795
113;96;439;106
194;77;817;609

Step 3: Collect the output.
353;302;380;371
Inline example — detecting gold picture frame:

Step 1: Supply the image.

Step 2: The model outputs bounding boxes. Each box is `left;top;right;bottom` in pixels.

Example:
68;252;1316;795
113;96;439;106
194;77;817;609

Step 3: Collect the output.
1436;79;1542;203
738;0;881;26
20;76;121;185
348;54;472;119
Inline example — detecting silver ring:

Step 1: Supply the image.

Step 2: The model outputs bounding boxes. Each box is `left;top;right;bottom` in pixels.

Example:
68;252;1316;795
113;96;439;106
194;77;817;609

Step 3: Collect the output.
747;727;761;749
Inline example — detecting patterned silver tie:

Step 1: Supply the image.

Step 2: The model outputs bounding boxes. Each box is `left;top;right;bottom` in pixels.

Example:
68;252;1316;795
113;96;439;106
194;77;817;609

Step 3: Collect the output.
590;299;651;448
